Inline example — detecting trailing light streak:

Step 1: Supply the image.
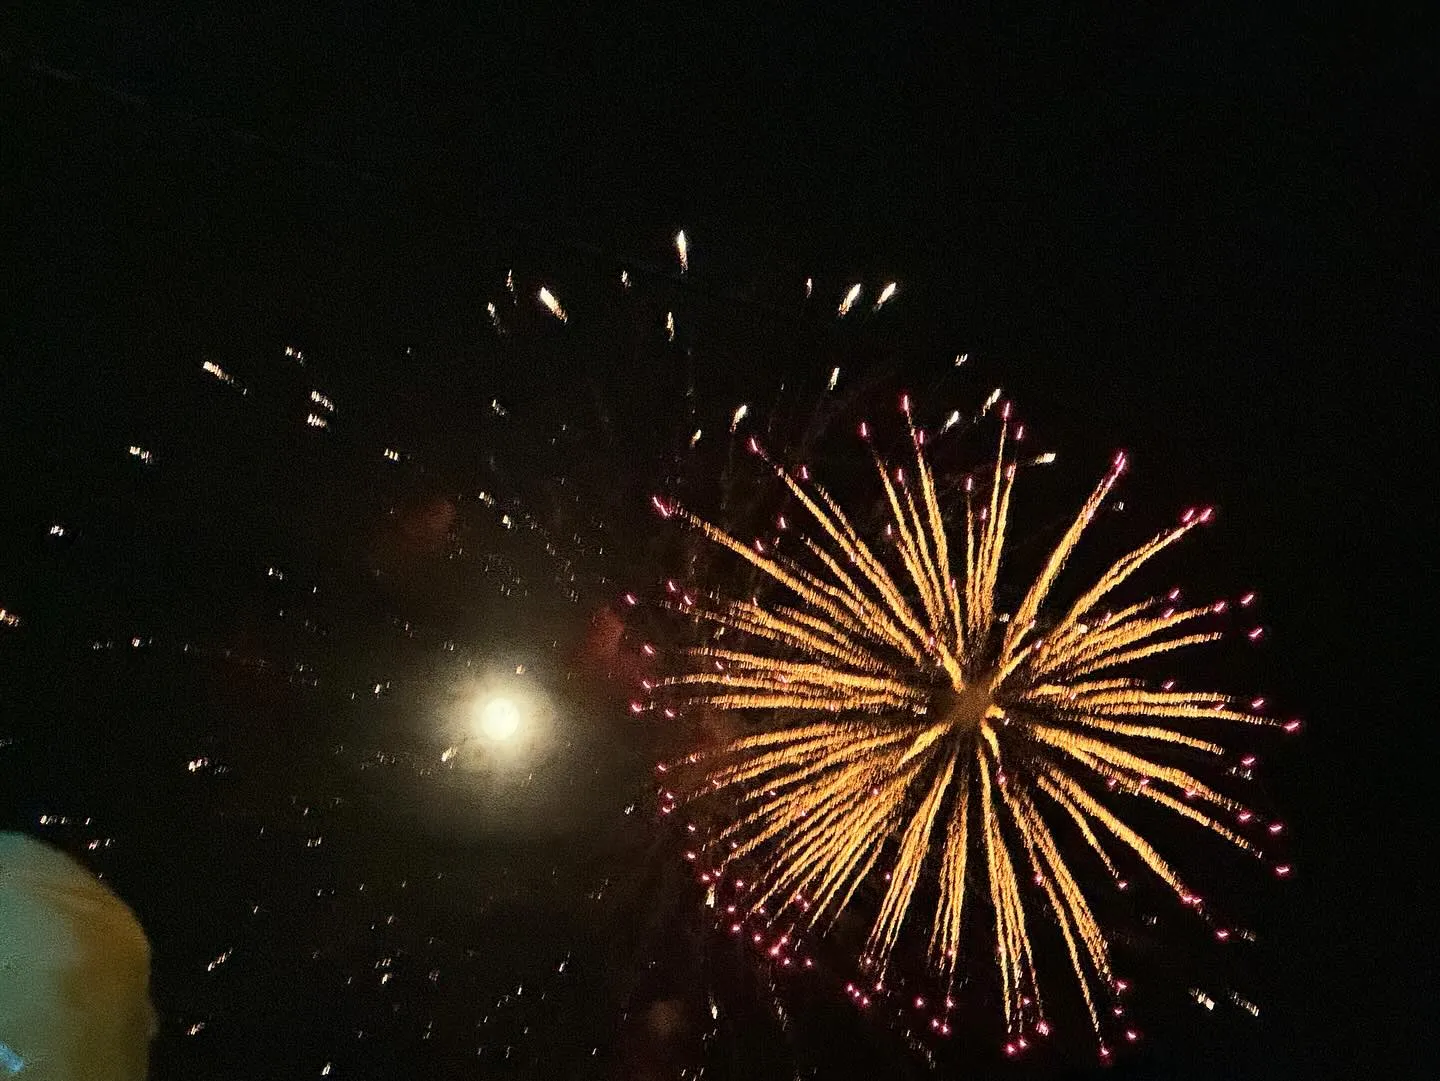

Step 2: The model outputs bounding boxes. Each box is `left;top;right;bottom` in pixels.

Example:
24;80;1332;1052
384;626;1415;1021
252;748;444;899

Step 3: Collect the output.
201;360;234;384
675;230;689;274
537;286;568;323
838;283;863;317
874;282;898;310
657;396;1291;1045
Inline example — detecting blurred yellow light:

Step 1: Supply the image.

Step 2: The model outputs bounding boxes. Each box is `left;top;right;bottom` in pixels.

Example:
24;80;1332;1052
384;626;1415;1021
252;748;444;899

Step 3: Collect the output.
478;696;521;741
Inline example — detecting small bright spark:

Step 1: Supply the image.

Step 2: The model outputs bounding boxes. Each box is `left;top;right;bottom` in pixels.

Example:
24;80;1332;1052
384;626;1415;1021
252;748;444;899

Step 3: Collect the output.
538;287;567;323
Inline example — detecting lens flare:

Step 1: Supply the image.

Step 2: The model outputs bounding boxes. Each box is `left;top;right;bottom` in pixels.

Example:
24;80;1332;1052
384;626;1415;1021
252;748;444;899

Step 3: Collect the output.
478;696;522;741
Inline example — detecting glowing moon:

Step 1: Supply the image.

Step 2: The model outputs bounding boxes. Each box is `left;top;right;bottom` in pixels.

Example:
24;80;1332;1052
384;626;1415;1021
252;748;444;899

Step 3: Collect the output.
478;696;521;742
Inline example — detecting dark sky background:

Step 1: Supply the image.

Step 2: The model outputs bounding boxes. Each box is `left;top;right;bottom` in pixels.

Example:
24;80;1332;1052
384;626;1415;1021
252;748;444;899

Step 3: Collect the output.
1;4;1432;1080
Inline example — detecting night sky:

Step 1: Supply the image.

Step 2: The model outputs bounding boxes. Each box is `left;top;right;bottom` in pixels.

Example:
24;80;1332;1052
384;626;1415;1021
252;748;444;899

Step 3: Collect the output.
1;5;1430;1079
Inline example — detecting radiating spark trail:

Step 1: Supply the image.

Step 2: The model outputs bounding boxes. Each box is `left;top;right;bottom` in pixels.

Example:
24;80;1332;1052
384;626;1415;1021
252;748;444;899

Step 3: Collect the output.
874;282;898;310
837;283;862;317
538;286;567;323
657;395;1290;1046
201;360;234;384
675;230;689;274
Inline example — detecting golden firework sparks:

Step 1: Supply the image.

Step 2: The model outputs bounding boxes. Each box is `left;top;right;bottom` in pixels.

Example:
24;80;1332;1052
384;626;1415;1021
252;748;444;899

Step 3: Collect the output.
656;395;1293;1049
537;286;567;323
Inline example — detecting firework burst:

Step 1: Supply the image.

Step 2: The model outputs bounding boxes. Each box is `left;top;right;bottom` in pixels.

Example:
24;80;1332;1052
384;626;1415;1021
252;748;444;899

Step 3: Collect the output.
653;394;1293;1049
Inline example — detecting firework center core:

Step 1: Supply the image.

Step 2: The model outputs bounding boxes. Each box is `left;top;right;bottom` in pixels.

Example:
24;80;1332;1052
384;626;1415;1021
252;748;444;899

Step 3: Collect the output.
933;675;998;736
